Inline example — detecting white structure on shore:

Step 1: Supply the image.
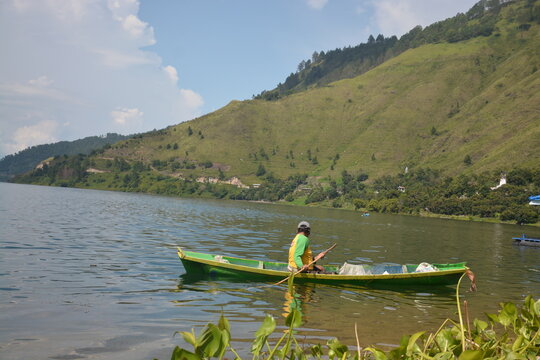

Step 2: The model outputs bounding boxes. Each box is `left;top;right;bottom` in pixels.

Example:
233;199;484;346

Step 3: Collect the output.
490;174;507;190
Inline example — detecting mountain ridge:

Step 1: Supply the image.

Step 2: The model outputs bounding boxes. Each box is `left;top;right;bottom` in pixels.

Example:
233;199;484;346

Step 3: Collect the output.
0;133;131;181
11;0;540;224
255;0;521;101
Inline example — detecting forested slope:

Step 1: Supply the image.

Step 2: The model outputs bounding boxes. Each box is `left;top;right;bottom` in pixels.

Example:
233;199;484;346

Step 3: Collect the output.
0;133;131;181
12;0;540;224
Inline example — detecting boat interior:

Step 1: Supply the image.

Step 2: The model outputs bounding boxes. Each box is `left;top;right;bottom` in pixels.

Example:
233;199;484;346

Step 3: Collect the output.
209;253;444;275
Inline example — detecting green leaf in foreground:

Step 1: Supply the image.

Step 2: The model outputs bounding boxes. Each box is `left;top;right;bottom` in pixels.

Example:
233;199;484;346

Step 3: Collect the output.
171;346;200;360
406;331;425;356
218;312;230;333
251;314;276;356
196;323;225;357
457;350;485;360
177;330;196;348
168;286;538;360
285;308;302;329
327;338;348;359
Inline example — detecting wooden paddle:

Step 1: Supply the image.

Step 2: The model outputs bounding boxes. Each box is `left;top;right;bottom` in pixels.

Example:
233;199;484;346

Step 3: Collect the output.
273;243;337;286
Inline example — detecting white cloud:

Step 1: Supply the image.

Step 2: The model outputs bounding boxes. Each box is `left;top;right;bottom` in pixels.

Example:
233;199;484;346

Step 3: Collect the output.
179;89;204;109
371;0;478;37
0;0;203;157
372;1;420;37
47;0;96;23
12;0;31;11
306;0;328;10
163;65;179;84
107;0;155;45
107;0;138;18
13;0;95;22
29;76;54;87
0;80;74;102
122;14;153;41
92;47;159;68
111;107;143;126
4;120;59;154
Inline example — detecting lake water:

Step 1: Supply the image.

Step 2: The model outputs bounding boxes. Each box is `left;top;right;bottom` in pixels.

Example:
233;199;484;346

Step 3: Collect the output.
0;182;539;359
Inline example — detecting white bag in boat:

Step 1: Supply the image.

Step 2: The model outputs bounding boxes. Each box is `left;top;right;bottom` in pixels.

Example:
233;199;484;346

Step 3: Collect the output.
214;255;229;264
415;262;438;272
338;262;369;275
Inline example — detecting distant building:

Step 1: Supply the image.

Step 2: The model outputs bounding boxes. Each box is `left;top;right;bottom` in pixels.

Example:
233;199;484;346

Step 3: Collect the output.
398;186;406;192
490;174;507;190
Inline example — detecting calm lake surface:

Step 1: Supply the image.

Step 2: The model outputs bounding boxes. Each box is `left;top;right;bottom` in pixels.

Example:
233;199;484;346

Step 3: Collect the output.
1;182;539;359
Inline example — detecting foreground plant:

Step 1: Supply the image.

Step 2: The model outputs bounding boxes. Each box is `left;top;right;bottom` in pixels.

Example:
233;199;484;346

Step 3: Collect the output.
366;294;539;360
169;275;539;360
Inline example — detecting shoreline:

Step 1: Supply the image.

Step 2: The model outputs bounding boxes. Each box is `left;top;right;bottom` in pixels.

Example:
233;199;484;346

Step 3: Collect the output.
6;181;539;228
270;197;540;227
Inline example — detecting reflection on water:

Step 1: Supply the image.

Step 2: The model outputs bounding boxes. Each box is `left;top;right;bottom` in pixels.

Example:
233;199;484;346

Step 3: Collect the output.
174;276;462;349
1;183;539;359
282;284;317;322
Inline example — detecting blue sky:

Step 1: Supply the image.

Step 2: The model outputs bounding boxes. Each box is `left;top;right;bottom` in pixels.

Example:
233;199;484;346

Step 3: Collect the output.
0;0;478;157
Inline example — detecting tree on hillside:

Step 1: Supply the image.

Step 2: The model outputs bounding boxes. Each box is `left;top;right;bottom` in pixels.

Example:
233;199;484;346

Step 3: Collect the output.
0;133;130;180
256;164;266;177
297;60;306;73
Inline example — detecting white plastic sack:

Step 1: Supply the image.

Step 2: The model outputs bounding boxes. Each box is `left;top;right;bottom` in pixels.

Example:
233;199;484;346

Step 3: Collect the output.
214;255;230;264
338;262;369;275
415;262;438;272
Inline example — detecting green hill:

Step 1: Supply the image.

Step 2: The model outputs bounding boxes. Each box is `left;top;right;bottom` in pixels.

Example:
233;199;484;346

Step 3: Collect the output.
97;0;540;183
255;0;524;100
0;133;131;181
12;0;540;224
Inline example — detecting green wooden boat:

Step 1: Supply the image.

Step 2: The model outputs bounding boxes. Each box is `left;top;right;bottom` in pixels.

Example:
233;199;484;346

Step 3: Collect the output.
177;248;469;287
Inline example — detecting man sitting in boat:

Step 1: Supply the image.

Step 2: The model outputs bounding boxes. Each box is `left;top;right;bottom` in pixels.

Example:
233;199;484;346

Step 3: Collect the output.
288;221;325;273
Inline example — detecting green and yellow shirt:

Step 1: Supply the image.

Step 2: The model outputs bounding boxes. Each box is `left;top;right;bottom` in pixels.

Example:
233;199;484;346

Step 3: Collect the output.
288;233;313;270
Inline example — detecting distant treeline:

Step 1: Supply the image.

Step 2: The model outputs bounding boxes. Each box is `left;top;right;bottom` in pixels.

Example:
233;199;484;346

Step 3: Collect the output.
234;167;540;224
255;35;398;101
356;167;540;224
12;153;540;224
0;133;131;181
255;0;540;100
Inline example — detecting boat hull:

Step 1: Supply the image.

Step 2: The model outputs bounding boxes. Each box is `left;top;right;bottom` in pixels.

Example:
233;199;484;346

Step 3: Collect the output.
513;238;540;247
512;235;540;247
178;249;467;287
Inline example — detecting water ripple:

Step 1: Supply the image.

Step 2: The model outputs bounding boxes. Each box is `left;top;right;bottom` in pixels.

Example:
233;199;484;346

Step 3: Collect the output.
1;183;539;359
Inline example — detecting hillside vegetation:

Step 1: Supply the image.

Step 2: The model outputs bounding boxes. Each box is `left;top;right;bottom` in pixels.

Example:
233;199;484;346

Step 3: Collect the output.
0;133;131;181
98;0;540;182
13;0;540;224
255;0;535;100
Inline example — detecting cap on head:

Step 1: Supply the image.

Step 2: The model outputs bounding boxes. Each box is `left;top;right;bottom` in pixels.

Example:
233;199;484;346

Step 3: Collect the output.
297;221;310;230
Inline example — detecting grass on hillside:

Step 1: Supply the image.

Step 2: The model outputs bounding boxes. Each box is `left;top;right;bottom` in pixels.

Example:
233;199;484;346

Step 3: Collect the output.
101;4;539;185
